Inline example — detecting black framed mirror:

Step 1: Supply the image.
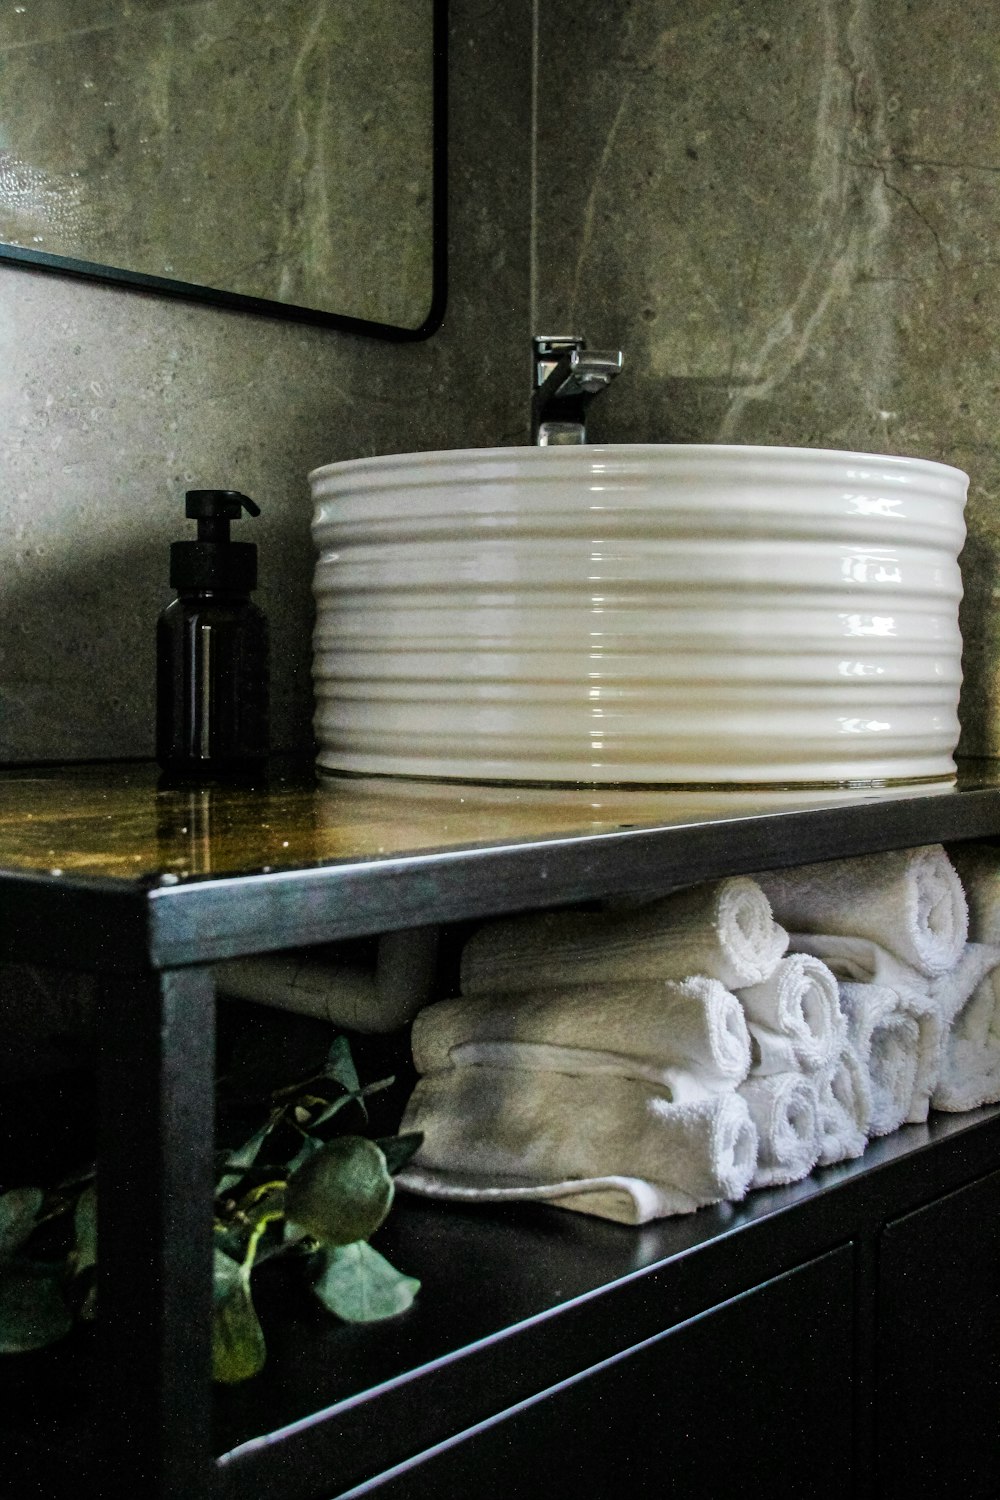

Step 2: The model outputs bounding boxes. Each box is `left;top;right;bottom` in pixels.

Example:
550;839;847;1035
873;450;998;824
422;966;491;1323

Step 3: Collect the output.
0;0;447;340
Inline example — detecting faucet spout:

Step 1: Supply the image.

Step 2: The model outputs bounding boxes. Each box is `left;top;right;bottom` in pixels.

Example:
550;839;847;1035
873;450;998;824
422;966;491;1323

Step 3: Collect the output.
532;335;623;445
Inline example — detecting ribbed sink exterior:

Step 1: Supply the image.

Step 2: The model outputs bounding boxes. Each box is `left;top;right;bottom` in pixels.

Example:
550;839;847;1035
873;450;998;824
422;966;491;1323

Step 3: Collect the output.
310;444;969;787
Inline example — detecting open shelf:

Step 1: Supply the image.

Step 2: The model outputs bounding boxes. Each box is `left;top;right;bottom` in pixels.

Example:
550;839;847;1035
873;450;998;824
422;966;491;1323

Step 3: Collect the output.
2;758;1000;1497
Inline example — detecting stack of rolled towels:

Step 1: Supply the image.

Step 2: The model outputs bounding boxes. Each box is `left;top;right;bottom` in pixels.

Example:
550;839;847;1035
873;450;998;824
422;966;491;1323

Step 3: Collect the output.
398;841;1000;1226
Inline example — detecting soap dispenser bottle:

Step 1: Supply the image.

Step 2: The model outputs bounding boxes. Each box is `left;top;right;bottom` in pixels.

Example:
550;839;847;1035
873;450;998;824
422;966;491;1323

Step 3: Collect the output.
156;489;269;777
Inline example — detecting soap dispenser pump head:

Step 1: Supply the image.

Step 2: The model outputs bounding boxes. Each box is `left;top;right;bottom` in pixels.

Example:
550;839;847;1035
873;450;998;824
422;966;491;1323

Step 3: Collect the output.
186;488;261;543
170;489;261;593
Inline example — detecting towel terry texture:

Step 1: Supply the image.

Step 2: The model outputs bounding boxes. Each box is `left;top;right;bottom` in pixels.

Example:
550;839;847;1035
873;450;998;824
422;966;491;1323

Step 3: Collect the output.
410;977;752;1094
783;932;942;1123
398;848;1000;1230
931;942;1000;1112
737;1072;820;1188
755;845;967;979
838;982;921;1137
460;876;788;996
948;844;1000;944
400;1066;759;1218
737;954;844;1076
394;1165;712;1227
816;1043;870;1165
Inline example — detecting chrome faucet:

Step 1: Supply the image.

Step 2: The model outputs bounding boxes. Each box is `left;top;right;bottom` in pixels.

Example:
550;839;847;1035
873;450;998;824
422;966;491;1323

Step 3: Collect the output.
532;335;624;445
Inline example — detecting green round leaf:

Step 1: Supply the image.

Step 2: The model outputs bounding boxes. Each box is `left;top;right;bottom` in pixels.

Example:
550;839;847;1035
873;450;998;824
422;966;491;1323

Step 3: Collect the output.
0;1269;72;1353
285;1136;394;1247
212;1250;266;1384
313;1241;420;1323
74;1185;98;1276
0;1188;43;1265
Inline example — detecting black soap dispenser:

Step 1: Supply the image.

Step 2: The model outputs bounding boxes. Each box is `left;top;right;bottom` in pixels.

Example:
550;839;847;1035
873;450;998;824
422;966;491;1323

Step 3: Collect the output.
156;490;269;778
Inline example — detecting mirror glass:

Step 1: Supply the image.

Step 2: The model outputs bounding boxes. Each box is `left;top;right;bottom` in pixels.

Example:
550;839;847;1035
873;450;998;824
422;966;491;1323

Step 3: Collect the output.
0;0;443;336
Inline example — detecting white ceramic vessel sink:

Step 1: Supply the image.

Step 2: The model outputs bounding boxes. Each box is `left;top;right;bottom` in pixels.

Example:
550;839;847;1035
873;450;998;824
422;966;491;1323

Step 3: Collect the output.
310;444;969;787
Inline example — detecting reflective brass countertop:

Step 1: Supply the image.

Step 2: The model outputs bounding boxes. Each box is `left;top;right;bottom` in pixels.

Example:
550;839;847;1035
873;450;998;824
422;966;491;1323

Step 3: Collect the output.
0;757;996;886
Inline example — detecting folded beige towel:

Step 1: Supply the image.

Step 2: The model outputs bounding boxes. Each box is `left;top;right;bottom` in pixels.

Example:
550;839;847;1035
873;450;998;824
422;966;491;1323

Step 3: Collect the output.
400;1066;759;1219
755;846;967;979
737;954;844;1076
411;976;752;1094
460;877;787;996
395;1166;715;1227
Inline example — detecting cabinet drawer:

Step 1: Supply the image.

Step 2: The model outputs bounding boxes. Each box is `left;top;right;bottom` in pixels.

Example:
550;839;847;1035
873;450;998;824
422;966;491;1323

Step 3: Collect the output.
343;1245;854;1500
878;1166;1000;1499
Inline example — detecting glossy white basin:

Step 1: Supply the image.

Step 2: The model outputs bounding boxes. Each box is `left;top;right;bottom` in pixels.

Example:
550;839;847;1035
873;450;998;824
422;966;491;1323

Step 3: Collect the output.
309;444;969;787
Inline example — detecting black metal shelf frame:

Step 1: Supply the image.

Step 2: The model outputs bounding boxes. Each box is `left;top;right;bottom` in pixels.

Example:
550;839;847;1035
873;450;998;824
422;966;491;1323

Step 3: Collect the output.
4;774;1000;1498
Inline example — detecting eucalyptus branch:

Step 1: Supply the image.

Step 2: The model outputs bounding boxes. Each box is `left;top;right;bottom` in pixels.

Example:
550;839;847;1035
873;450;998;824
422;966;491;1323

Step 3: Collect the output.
1;1029;423;1382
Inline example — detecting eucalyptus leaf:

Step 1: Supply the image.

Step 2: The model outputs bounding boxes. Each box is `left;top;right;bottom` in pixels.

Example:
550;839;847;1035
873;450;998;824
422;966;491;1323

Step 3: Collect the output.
286;1132;325;1176
376;1132;424;1176
0;1269;73;1352
217;1122;272;1195
73;1185;97;1276
212;1249;266;1383
302;1091;361;1132
0;1188;43;1265
312;1241;420;1323
285;1137;394;1246
324;1034;361;1094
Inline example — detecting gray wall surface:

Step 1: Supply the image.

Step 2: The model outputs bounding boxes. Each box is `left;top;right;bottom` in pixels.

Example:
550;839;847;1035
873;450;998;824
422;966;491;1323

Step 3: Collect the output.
0;0;533;762
535;0;1000;758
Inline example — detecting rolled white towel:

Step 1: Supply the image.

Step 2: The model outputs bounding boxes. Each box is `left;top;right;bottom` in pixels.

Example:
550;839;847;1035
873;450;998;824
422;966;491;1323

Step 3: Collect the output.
400;1066;759;1218
947;844;1000;943
737;1072;820;1188
788;932;924;995
816;1043;870;1166
783;934;941;1124
411;977;752;1093
460;877;788;997
932;944;1000;1112
737;954;845;1076
927;941;1000;1029
839;982;920;1137
755;846;967;979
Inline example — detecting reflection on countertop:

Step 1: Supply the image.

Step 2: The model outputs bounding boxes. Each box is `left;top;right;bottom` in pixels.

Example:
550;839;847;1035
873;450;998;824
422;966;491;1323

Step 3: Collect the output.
0;756;993;886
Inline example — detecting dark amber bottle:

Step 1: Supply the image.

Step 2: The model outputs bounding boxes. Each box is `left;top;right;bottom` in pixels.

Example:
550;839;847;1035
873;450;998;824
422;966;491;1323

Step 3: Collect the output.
156;490;269;778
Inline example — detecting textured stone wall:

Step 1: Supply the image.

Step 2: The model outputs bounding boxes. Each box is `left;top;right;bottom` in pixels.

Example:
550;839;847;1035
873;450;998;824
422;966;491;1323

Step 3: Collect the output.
535;0;1000;758
0;0;533;762
0;0;432;328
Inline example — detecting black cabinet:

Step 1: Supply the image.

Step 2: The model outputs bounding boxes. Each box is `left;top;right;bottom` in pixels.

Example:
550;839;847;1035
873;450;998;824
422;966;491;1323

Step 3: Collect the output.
356;1248;855;1500
877;1168;1000;1499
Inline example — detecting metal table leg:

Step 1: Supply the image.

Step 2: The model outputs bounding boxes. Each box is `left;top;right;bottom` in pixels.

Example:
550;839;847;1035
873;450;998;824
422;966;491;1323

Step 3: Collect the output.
97;966;216;1498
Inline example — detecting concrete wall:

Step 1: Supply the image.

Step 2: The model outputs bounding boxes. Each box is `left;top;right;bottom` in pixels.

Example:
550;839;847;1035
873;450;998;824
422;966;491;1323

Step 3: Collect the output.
0;0;534;763
535;0;1000;757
